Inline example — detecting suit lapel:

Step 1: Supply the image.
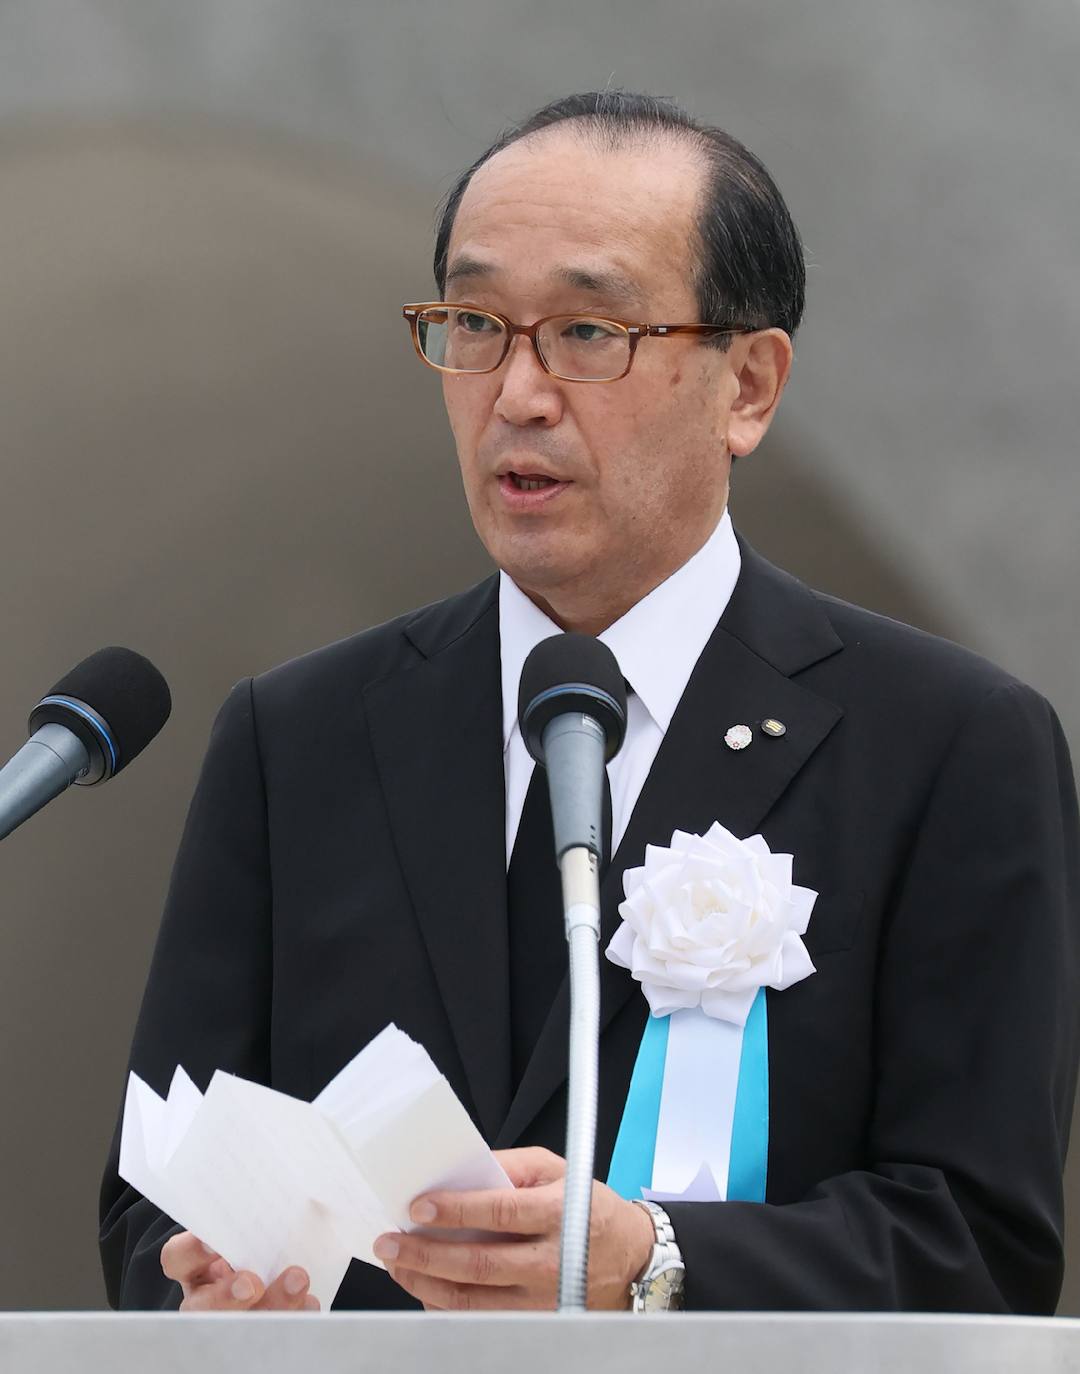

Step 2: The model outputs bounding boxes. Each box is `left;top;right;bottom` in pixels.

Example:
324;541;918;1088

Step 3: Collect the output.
496;541;846;1148
363;577;512;1143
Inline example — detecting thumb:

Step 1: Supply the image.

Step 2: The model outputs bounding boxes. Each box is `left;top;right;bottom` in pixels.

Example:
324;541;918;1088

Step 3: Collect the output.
494;1146;567;1187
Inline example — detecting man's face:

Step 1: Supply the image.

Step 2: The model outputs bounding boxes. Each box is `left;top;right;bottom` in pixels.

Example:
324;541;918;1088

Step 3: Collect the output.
440;130;745;621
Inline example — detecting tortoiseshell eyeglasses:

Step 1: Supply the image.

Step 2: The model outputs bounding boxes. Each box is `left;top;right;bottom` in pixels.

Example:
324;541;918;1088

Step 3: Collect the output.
402;303;758;383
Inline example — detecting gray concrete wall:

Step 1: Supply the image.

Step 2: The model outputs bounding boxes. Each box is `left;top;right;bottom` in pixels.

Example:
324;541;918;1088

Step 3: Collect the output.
0;1;1076;1312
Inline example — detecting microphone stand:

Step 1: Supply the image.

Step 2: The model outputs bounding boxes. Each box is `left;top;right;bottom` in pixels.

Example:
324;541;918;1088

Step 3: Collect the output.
540;713;607;1313
556;843;603;1312
520;635;626;1314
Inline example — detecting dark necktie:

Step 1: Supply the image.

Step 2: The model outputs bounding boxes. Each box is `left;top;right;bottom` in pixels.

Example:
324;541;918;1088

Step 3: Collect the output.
506;757;614;1088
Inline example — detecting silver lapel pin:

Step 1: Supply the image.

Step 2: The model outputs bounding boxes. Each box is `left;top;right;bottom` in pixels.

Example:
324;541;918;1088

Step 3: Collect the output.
724;724;754;751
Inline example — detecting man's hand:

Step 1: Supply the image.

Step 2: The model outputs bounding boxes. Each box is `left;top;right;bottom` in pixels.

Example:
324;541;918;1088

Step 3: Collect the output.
373;1147;655;1311
161;1231;320;1312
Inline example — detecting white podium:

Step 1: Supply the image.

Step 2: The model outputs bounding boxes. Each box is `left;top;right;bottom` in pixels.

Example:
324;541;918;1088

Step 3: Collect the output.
1;1312;1078;1374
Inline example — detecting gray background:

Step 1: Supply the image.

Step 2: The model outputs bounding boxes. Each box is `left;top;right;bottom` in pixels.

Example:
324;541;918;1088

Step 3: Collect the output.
0;0;1076;1312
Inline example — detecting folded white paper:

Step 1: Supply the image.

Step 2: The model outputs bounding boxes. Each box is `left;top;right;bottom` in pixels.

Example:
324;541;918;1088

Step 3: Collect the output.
119;1024;511;1309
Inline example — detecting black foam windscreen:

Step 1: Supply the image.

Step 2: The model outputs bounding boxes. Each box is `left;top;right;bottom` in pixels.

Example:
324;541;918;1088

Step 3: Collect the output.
28;646;171;777
518;632;628;764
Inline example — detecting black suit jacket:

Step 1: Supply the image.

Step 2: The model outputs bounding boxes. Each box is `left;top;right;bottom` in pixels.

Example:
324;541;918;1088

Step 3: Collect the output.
100;538;1080;1312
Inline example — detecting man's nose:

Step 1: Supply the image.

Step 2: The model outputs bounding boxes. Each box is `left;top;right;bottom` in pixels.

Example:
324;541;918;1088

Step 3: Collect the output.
493;334;565;427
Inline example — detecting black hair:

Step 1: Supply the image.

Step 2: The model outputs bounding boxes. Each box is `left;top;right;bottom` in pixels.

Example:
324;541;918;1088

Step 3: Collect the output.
433;90;805;346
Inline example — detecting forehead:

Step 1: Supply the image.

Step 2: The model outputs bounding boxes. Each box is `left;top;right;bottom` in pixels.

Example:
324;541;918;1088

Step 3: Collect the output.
447;128;705;305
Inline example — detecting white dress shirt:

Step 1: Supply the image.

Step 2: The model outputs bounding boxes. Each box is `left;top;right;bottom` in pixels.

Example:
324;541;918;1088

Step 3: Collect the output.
499;509;742;866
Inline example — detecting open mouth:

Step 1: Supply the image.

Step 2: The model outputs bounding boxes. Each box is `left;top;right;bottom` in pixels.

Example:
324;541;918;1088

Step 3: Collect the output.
508;472;560;491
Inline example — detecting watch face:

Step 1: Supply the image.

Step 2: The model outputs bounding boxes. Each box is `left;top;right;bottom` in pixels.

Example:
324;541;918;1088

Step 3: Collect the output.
642;1268;685;1312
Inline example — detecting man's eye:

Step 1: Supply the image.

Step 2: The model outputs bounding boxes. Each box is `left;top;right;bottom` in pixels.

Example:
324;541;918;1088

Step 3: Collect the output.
455;312;496;333
564;320;616;343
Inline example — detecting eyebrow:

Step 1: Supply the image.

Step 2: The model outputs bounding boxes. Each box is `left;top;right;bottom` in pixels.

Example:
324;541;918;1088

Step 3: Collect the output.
443;257;647;308
551;265;647;307
443;256;493;291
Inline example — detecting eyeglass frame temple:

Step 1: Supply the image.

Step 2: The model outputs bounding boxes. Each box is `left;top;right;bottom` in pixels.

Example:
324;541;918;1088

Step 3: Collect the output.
402;304;759;382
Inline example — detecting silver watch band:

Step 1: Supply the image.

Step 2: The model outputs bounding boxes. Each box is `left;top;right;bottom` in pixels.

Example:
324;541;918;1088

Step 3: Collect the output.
628;1199;685;1313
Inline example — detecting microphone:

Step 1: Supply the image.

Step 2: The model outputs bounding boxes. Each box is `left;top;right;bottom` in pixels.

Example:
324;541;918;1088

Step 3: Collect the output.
518;633;627;1313
0;647;172;842
519;632;627;862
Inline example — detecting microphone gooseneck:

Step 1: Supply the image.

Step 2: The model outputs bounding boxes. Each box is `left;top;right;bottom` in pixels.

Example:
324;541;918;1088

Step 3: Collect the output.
518;633;627;1314
0;647;171;842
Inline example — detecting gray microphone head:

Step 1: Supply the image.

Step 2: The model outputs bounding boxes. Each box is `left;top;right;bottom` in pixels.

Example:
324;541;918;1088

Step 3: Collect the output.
518;633;628;765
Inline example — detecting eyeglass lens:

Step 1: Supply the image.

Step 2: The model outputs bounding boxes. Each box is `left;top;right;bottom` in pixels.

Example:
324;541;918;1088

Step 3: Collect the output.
416;307;631;381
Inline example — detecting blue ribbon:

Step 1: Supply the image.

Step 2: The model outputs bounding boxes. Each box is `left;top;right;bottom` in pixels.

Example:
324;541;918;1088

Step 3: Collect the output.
728;989;769;1202
605;989;769;1203
606;1013;669;1199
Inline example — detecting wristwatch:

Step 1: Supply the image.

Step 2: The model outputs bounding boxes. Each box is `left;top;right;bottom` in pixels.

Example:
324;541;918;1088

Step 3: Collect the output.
628;1200;685;1312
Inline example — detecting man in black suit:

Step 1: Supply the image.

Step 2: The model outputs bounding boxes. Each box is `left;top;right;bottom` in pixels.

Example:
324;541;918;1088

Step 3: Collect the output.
100;91;1079;1314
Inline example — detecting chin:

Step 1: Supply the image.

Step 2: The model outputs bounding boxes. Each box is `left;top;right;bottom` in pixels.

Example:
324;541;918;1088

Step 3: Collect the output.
500;560;591;606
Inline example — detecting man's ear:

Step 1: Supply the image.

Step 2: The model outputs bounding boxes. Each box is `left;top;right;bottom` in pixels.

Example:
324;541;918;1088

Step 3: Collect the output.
727;329;794;458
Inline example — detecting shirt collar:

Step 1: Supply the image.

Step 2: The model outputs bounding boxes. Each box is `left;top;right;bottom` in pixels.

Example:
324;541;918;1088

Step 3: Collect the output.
499;509;741;749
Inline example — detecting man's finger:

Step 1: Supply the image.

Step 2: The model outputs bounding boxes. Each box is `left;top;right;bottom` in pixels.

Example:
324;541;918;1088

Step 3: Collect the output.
179;1269;266;1312
254;1266;313;1311
375;1232;552;1289
407;1182;562;1234
389;1266;546;1312
161;1231;220;1285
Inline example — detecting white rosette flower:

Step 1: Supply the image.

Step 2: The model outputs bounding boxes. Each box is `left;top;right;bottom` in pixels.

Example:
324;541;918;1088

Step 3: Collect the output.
606;822;818;1026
